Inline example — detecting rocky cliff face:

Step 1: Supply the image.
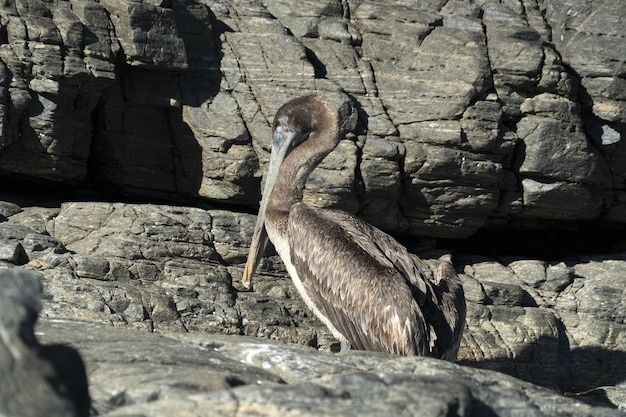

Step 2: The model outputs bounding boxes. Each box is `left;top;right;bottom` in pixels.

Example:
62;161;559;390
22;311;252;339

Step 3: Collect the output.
0;0;624;238
0;0;625;416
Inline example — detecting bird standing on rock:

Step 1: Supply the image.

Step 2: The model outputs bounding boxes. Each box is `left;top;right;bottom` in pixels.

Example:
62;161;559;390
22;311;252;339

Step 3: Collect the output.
242;95;466;360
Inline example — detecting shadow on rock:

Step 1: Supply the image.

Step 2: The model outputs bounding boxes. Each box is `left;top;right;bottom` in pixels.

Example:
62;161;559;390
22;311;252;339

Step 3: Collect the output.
0;268;91;417
459;333;626;409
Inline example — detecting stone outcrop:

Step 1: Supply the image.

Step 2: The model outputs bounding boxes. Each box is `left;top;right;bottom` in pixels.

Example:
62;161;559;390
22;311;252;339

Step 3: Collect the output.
36;319;622;417
0;0;624;238
0;200;625;414
0;269;90;417
1;0;625;415
1;266;624;417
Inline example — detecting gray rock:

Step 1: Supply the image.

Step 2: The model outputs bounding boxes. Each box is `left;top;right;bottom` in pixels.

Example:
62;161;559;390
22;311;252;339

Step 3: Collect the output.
0;0;624;236
101;0;188;68
0;201;21;219
4;206;60;234
49;202;218;262
401;142;501;237
548;0;625;78
0;239;26;264
544;262;574;293
0;223;64;264
520;178;604;220
0;269;90;417
0;200;624;412
34;319;622;417
517;97;609;187
0;1;625;412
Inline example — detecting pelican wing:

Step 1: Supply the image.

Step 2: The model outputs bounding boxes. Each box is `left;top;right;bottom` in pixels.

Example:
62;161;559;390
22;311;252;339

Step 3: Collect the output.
288;203;431;355
330;211;430;306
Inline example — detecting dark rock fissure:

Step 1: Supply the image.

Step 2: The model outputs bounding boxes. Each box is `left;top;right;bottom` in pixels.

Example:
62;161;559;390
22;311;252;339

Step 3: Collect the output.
2;180;623;260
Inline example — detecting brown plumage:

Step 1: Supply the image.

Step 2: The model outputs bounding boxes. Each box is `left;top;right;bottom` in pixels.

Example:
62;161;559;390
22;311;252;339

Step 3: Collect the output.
242;95;466;360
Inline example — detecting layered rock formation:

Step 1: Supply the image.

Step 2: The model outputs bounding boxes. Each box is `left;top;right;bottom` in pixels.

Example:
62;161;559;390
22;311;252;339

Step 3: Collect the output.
0;0;623;237
0;0;625;416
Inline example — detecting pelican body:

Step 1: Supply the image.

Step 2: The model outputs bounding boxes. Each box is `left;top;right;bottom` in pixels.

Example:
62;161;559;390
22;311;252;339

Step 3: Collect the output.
243;95;466;360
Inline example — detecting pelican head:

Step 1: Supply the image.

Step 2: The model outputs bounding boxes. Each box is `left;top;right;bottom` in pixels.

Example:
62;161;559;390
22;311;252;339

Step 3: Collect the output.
242;95;339;288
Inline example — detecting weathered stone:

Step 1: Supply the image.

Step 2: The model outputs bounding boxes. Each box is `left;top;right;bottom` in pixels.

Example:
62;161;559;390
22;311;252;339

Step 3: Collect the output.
35;319;623;417
514;94;611;220
520;178;605;219
0;269;90;417
0;223;65;263
70;0;121;63
0;0;624;234
301;38;366;95
101;0;188;68
461;100;503;153
483;3;543;78
0;0;625;411
544;262;574;293
210;210;257;263
264;0;343;39
59;202;215;261
371;24;490;126
538;45;576;97
548;0;626;78
401;143;501;237
507;259;547;289
0;201;21;218
0;240;26;264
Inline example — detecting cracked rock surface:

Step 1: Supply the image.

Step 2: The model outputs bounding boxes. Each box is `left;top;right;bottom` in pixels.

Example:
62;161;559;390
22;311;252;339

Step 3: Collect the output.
0;0;624;238
1;200;625;415
0;0;625;416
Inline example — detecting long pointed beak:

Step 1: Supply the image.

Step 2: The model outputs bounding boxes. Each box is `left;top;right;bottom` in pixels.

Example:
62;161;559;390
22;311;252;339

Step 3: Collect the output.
242;126;297;289
242;211;269;289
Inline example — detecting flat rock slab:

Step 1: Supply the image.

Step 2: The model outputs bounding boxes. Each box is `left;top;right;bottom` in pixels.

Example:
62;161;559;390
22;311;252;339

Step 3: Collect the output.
36;319;621;417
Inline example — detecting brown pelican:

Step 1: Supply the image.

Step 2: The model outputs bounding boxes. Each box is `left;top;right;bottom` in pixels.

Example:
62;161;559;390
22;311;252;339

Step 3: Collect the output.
242;95;466;360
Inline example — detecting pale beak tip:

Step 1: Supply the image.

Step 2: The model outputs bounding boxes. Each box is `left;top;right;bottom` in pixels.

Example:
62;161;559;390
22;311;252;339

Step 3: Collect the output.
242;265;253;290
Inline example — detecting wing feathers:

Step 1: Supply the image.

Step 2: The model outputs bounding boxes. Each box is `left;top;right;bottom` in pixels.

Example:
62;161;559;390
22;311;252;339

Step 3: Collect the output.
288;204;432;356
